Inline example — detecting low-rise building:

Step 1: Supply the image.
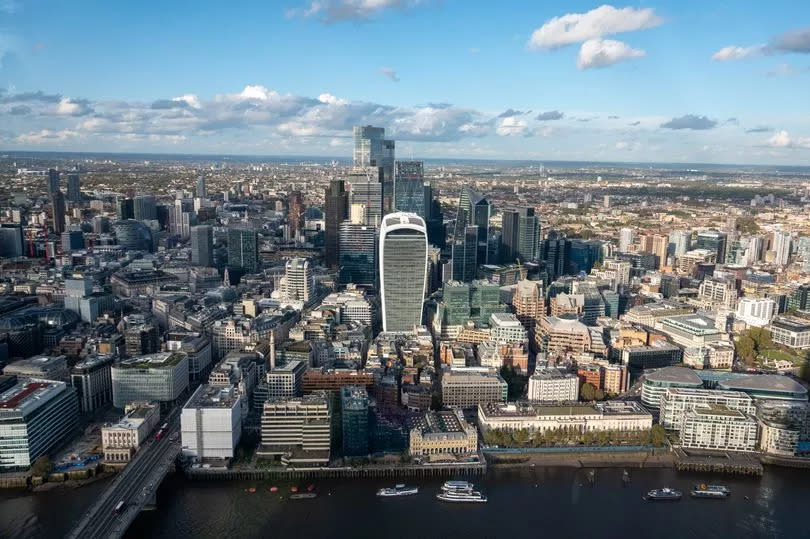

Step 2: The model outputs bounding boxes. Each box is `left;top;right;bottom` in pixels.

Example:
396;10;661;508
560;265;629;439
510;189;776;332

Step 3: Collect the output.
0;380;79;470
265;360;307;399
477;401;652;434
769;316;810;349
659;387;756;430
527;367;579;402
3;355;69;382
679;404;758;452
655;314;725;348
641;367;703;409
409;410;477;457
258;392;331;466
756;400;809;456
102;402;160;463
441;370;507;408
537;315;591;353
301;368;375;394
181;385;243;461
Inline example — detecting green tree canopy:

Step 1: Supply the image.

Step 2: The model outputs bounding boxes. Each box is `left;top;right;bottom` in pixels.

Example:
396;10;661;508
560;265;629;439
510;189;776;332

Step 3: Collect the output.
31;456;52;477
580;383;596;401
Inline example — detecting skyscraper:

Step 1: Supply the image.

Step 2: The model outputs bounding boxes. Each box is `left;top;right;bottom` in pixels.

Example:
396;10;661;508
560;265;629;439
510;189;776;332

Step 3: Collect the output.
339;221;376;287
134;195;157;221
117;197;134;220
170;199;195;239
696;230;728;264
191;225;214;267
353;125;394;212
61;230;84;252
618;228;635;253
196;176;207;199
668;230;691;258
348;167;384;227
283;257;314;303
47;169;60;197
451;225;479;282
51;191;66;234
501;207;540;262
325;179;349;269
394;160;426;217
341;386;370;457
0;224;24;258
454;187;493;266
227;228;259;273
288;191;304;238
66;173;81;202
380;212;428;333
771;231;792;266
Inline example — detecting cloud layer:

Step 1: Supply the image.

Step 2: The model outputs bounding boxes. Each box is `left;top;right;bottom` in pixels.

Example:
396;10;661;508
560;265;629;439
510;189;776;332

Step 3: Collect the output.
287;0;424;23
660;115;717;130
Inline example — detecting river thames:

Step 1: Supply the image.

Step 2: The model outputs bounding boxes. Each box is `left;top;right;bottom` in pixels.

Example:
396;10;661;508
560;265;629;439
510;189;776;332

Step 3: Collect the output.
1;466;808;538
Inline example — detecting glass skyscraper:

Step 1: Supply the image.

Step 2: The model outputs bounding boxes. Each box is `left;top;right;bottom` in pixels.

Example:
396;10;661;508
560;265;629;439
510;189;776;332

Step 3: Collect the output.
227;228;259;273
339;221;376;287
451;225;479;282
324;179;349;269
394;160;426;217
501;207;540;263
191;225;214;267
379;212;428;333
353;125;394;212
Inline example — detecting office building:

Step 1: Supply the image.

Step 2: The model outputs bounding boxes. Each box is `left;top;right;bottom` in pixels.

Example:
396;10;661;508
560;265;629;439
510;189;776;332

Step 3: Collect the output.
196;176;207;199
66;173;81;202
0;380;79;470
259;392;331;466
771;231;792;266
324;179;349;268
348;167;384;226
282;257;314;303
0;224;24;258
501;207;540;262
4;356;69;382
353;125;394;212
47;168;60;196
409;410;477;457
166;332;213;382
133;195;157;221
640;367;704;409
451;225;479;282
71;355;114;413
490;313;528;343
181;384;243;461
668;230;692;258
769;316;810;349
124;324;160;357
227;227;259;274
380;212;428;333
736;297;777;327
696;230;728;264
112;220;153;252
537;315;591;354
61;230;84;253
528;367;579;402
51;191;66;234
441;370;507;408
265;360;307;398
455;187;493;267
394;160;426;217
338;221;376;287
618;228;635;253
756;401;810;456
102;402;160;463
341;385;370;457
117;197;135;220
111;352;190;408
190;225;214;267
656;314;724;348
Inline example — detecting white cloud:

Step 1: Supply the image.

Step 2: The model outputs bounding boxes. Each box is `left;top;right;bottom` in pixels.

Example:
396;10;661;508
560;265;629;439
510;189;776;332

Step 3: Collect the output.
379;67;400;82
55;97;93;116
496;116;528;136
528;5;662;49
577;38;645;69
711;45;765;61
15;129;79;144
172;94;201;108
766;130;810;149
287;0;423;23
317;93;348;105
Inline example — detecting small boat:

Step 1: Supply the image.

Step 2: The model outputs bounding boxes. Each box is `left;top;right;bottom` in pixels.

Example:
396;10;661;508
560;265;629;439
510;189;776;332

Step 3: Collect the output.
270;486;279;493
247;487;256;493
377;484;419;497
644;488;682;501
587;470;596;485
290;492;317;500
441;480;474;492
436;490;487;503
307;484;316;492
622;470;630;484
691;484;730;499
290;486;299;493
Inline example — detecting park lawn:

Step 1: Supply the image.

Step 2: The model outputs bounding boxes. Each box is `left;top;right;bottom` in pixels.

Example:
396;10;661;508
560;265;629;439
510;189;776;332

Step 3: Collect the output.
760;348;804;365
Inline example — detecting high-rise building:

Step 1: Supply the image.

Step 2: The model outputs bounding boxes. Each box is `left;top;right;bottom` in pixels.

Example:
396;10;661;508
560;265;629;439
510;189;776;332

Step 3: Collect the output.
771;231;792;266
47;169;60;197
227;228;259;273
288;191;304;237
454;187;493;266
196;176;207;199
380;212;428;333
111;352;190;408
541;237;570;281
502;207;540;262
696;230;728;264
339;221;376;287
348;167;384;227
394;160;426;217
451;225;479;282
170;199;195;239
71;355;114;413
117;197;135;220
650;234;669;268
190;225;214;267
353;125;394;212
61;230;84;252
112;220;153;252
259;392;331;466
66;173;81;202
324;179;349;269
341;385;370;457
181;384;242;460
668;230;691;258
283;258;314;303
133;195;157;221
618;227;635;252
51;191;66;234
0;224;24;258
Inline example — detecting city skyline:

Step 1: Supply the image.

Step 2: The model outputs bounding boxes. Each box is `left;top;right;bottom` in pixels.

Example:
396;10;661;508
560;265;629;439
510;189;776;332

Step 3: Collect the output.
0;2;809;164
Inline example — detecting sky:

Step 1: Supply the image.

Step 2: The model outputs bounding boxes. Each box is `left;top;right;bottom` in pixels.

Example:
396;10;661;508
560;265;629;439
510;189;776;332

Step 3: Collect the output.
1;0;809;165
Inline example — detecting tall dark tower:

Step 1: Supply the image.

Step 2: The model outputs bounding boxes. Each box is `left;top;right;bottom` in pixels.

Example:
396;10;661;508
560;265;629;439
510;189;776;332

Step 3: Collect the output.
51;191;66;234
325;179;348;269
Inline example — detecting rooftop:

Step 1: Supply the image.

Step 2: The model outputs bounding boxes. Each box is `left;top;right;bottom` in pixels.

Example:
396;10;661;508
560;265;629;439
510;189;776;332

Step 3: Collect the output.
184;384;241;409
115;352;187;369
770;316;810;332
0;380;67;416
644;366;703;385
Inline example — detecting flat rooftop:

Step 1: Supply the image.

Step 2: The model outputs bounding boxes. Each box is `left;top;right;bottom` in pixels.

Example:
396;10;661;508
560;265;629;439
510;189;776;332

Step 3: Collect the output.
185;384;240;409
644;366;703;385
115;352;186;369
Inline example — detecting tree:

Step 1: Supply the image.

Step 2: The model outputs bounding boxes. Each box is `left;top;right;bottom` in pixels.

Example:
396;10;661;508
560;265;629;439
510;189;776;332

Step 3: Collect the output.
650;425;668;447
31;456;52;477
735;335;756;364
580;382;596;401
593;388;605;401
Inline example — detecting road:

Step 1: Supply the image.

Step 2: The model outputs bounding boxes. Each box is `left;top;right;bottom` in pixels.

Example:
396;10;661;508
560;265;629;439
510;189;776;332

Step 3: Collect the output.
66;412;181;539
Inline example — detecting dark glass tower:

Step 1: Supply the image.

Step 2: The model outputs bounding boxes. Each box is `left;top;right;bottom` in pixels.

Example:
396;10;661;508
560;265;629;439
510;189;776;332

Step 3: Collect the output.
325;179;349;269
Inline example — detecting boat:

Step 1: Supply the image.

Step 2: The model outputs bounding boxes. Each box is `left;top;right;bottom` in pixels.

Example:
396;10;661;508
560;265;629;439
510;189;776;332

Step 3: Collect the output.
691;484;730;498
622;470;630;484
307;484;316;492
643;488;682;501
290;492;317;500
436;490;487;503
270;486;279;493
587;470;596;485
441;480;474;492
377;484;419;497
290;486;299;493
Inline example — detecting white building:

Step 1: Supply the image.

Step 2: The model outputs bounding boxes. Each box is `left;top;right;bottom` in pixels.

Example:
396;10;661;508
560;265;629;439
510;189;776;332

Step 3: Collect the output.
679;404;758;452
102;402;160;463
489;312;528;343
258;392;331;466
527;367;579;402
478;401;652;434
264;360;307;399
659;387;755;431
769;316;810;349
735;297;776;328
771;231;792;266
181;385;243;461
4;356;69;382
618;228;635;253
282;257;314;303
0;380;79;470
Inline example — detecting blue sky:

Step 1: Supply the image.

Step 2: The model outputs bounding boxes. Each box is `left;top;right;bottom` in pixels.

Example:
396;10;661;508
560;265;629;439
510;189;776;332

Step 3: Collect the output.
1;0;809;164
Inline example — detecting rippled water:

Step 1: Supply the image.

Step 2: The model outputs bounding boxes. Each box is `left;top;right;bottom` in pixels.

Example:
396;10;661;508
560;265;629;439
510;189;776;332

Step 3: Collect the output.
2;467;807;539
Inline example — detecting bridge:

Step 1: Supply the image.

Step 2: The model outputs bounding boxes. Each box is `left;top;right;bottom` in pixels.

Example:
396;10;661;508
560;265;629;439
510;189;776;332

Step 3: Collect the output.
67;413;181;539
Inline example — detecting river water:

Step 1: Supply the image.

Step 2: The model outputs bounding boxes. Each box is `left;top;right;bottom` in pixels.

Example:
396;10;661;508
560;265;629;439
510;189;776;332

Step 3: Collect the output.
1;466;807;538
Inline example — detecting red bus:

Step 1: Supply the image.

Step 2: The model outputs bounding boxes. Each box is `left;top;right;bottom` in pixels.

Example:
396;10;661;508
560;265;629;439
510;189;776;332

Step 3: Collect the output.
155;422;168;441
